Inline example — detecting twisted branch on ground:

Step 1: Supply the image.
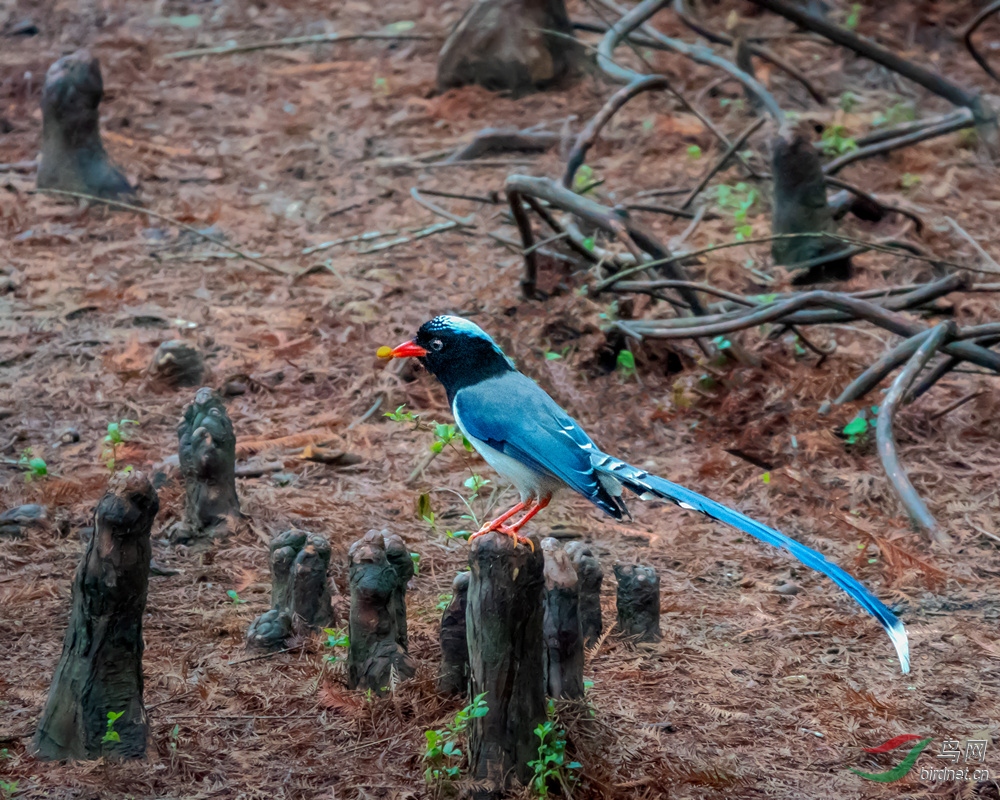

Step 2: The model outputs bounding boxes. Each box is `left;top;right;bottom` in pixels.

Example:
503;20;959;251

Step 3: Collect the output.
963;0;1000;84
876;322;955;544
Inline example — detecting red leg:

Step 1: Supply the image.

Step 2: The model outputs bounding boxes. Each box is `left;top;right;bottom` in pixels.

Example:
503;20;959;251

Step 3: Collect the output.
507;495;550;533
469;501;529;541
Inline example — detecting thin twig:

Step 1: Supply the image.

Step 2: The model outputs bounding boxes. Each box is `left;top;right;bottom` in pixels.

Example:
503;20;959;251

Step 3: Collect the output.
33;188;290;276
409;187;476;227
946;216;1000;274
929;391;985;422
226;645;305;666
356;221;457;254
163;31;438;60
875;322;955;545
680;116;766;209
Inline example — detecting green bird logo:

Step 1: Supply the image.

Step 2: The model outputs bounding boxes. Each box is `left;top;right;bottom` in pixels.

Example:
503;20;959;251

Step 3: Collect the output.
851;735;933;782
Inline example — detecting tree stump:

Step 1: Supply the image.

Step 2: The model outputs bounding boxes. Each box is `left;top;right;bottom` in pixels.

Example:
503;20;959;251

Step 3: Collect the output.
541;538;584;700
33;471;158;761
467;532;546;796
247;529;333;649
437;0;581;96
614;563;661;643
173;387;239;543
347;530;415;693
149;340;205;388
437;570;470;696
564;540;603;648
771;126;852;284
383;531;415;650
36;49;132;199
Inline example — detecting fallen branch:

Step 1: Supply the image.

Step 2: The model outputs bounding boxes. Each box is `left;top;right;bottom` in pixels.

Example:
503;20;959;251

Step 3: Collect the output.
876;322;955;544
163;31;438;60
409;187;476;227
597;0;785;123
671;0;826;104
908;334;1000;401
963;0;1000;84
854;109;973;148
835;329;934;405
946;216;1000;275
744;0;997;150
680;116;766;209
446;128;559;163
34;188;290;276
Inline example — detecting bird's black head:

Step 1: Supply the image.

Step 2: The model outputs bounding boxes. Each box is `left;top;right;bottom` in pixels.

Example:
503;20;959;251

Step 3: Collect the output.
382;315;514;400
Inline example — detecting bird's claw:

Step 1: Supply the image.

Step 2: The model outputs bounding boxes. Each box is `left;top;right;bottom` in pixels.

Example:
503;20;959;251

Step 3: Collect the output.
468;523;534;551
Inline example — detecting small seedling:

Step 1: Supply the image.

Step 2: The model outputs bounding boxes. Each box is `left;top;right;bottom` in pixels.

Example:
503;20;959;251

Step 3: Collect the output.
572;165;595;193
102;710;125;744
716;182;758;240
17;449;47;482
323;627;349;662
103;418;138;472
423;693;489;790
0;781;18;800
686;144;702;159
842;408;879;445
844;3;861;30
385;404;417;423
436;593;453;612
528;701;582;798
168;724;181;752
901;173;921;189
820;124;857;157
616;349;636;378
226;589;246;605
410;552;421;576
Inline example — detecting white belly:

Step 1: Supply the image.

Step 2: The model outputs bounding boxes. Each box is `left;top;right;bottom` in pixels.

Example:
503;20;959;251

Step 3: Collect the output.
452;403;561;502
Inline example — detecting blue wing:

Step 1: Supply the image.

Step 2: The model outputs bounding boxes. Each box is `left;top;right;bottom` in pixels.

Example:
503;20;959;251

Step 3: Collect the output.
453;373;622;516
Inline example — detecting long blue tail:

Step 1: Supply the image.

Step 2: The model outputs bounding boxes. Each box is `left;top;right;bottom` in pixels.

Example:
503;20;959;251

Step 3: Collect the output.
591;454;910;673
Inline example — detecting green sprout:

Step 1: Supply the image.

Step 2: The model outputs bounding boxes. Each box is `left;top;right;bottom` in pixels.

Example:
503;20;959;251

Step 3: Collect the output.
616;349;636;378
716;182;758;240
572;165;595;193
528;701;582;798
844;3;861;30
436;593;454;612
423;693;489;790
102;710;125;745
18;449;47;481
686;144;702;159
0;781;18;800
323;627;349;662
103;419;138;472
384;404;417;422
820;124;858;157
842;409;880;445
410;552;421;576
226;589;246;605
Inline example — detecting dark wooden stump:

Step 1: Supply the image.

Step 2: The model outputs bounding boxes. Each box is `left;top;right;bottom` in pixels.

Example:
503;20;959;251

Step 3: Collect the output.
33;471;158;761
541;538;584;700
771;126;852;284
173;387;239;543
614;563;661;643
437;570;470;696
564;540;603;648
248;529;333;649
467;532;546;796
347;530;415;693
149;340;205;388
36;49;132;199
437;0;581;96
383;531;414;650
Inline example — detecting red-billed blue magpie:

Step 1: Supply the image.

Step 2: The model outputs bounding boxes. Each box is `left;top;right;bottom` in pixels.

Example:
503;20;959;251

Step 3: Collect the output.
381;315;909;673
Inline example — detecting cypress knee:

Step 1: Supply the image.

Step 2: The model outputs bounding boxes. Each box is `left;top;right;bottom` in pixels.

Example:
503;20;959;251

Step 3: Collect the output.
347;530;415;693
382;531;414;650
33;471;158;761
467;532;546;796
565;541;603;647
174;387;240;543
541;538;584;699
438;570;470;695
614;563;661;643
36;50;132;199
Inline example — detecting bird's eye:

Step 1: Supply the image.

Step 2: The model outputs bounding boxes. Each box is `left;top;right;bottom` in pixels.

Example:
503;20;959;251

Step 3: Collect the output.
430;339;444;352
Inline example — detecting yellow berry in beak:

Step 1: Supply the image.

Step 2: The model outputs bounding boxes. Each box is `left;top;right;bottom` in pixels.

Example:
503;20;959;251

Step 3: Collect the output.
376;345;393;359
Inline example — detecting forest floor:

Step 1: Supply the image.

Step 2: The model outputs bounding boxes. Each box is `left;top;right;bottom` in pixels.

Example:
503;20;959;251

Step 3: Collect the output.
2;0;1000;798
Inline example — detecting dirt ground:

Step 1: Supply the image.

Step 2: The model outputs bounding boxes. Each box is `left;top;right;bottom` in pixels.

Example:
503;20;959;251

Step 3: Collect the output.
3;1;1000;798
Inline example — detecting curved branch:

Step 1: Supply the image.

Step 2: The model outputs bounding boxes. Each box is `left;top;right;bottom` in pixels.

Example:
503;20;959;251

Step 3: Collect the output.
671;0;826;104
563;75;670;190
598;0;785;123
876;322;955;544
835;329;934;405
963;0;1000;84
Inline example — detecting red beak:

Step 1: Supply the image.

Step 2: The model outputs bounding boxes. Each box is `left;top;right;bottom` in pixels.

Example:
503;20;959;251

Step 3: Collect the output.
390;340;428;358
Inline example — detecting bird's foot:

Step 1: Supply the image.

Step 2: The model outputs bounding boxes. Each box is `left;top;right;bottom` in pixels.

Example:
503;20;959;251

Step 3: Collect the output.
468;522;534;552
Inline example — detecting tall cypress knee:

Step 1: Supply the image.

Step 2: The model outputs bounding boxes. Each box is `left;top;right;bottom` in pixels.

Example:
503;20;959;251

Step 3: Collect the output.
438;570;470;695
565;541;603;648
541;538;584;699
467;532;546;796
37;49;132;199
33;471;158;761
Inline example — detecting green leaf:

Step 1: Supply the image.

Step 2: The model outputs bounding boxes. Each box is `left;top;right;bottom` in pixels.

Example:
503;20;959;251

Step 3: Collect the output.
28;457;47;476
844;3;861;29
462;436;473;452
762;472;771;484
430;440;444;453
842;416;868;437
544;351;562;360
417;493;433;521
686;144;702;159
410;552;421;576
573;165;594;192
382;19;415;33
581;236;596;252
616;350;635;373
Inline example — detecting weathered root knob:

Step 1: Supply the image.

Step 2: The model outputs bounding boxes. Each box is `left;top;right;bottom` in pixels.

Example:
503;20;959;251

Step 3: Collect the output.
246;608;292;650
33;471;158;761
541;538;584;699
149;340;205;388
37;49;132;199
347;530;415;693
437;570;470;696
614;563;661;643
174;387;239;543
565;540;603;648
